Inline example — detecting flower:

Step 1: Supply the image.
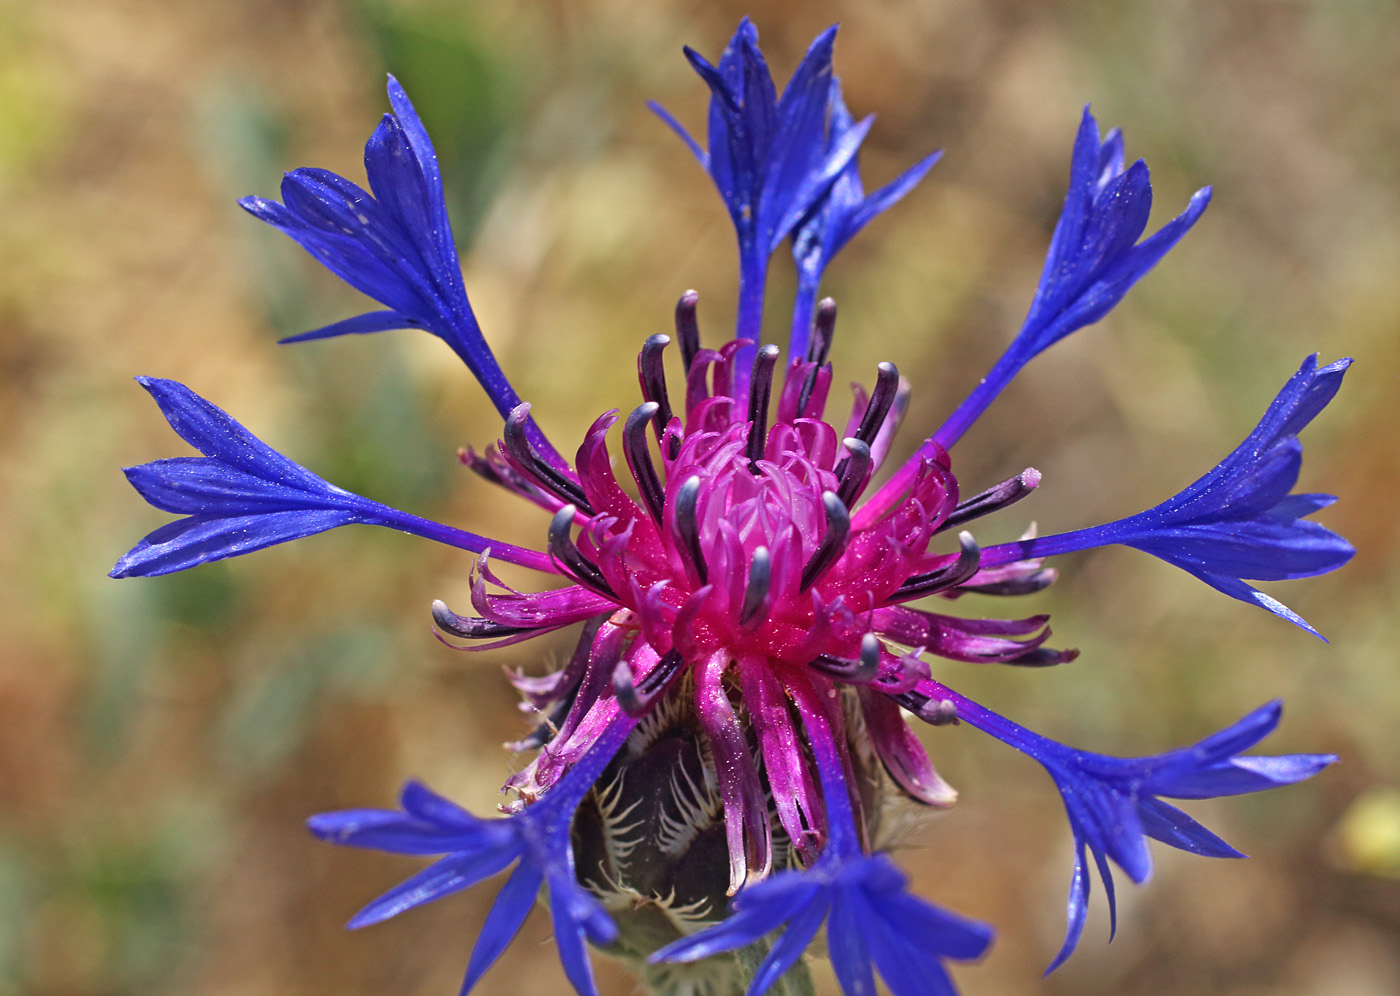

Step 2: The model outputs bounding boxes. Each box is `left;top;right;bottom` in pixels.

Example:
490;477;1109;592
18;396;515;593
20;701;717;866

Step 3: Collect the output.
113;21;1350;996
309;716;635;996
895;684;1336;972
975;353;1354;635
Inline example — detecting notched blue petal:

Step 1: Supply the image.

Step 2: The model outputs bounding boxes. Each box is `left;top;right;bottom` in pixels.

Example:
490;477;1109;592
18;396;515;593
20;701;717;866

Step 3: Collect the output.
933;108;1210;446
980;697;1332;971
239;77;544;434
307;722;632;996
111;378;510;577
651;850;990;996
1113;355;1354;631
980;355;1353;634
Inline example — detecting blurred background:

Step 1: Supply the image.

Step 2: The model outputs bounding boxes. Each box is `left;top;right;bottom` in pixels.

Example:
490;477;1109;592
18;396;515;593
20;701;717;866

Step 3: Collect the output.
2;0;1399;993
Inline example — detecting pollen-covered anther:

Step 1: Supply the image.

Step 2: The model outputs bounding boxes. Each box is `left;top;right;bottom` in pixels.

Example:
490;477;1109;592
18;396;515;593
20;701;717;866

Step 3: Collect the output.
674;290;701;371
896;530;981;599
835;438;872;508
622;402;665;524
673;475;707;586
896;690;961;726
796;298;837;415
941;467;1042;532
637;334;674;431
810;632;882;684
503;403;594;514
430;598;535;639
853;361;900;445
613;649;685;717
799;491;851;592
739;546;772;629
548;505;616;597
747;344;781;470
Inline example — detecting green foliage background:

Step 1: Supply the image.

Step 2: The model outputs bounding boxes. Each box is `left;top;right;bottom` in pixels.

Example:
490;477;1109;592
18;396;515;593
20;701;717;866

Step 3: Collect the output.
2;1;1398;994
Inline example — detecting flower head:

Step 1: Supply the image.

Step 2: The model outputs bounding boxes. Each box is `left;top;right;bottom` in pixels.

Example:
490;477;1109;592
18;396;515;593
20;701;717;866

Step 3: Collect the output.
114;22;1350;996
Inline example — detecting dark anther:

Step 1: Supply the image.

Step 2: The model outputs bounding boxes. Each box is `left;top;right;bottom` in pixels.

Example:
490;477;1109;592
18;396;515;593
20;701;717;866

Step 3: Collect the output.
808;298;837;364
854;362;899;445
739;546;772;628
959;567;1059;597
503;404;593;514
895;531;981;600
747;344;780;470
835;438;872;507
548;505;616;597
638;334;674;435
673;476;708;586
623;402;666;524
797;299;838;417
613;649;685;717
800;491;851;592
431;598;537;639
675;290;701;372
892;691;960;726
939;468;1041;533
810;633;882;684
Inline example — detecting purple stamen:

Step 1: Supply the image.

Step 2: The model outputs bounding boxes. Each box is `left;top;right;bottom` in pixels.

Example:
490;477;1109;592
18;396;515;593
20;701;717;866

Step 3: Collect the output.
807;298;837;364
637;334;674;435
430;598;538;639
622;402;666;524
673;475;708;585
504;404;594;514
613;648;685;717
852;362;899;446
800;491;851;592
960;568;1059;597
548;505;616;597
739;546;772;628
675;289;701;371
940;468;1041;532
748;344;780;469
796;299;837;417
896;531;981;600
810;632;882;684
835;438;872;508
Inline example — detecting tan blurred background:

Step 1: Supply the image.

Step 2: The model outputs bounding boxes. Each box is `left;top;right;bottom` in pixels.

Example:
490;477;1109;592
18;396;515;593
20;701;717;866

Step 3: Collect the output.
2;0;1399;994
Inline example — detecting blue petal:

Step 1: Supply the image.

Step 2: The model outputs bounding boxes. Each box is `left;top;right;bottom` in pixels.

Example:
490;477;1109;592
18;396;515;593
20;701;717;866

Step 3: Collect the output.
747;896;828;996
549;871;614;996
1136;798;1244;859
112;509;361;577
460;861;544;994
113;379;541;576
280;310;421;344
930;110;1210;447
347;847;520;929
827;892;877;996
858;889;963;996
646;99;706;163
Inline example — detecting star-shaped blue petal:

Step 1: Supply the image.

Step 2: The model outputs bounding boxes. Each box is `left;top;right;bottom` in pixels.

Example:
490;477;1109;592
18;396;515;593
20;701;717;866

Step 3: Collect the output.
902;684;1334;973
979;354;1354;634
240;77;559;462
308;717;635;996
935;107;1211;446
111;378;552;577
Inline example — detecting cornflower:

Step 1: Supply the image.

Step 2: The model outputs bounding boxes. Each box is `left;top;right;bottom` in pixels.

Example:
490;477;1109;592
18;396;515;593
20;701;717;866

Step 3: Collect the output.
112;19;1352;996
